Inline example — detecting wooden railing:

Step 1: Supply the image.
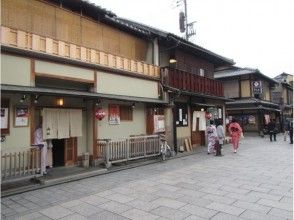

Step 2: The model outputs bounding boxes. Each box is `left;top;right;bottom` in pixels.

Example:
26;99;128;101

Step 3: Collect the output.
1;147;42;182
0;26;160;78
97;135;161;168
162;67;224;97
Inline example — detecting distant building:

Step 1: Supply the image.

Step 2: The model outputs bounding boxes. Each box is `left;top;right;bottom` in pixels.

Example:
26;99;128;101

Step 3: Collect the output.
214;66;279;134
272;73;293;131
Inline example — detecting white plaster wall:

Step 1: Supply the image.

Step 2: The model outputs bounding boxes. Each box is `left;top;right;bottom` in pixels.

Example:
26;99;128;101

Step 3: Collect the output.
97;101;146;139
1;54;31;86
35;60;94;81
97;71;159;99
1;94;31;152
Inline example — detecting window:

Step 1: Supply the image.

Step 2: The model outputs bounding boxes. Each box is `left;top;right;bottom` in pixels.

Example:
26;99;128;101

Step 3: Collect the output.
120;105;133;121
199;69;205;77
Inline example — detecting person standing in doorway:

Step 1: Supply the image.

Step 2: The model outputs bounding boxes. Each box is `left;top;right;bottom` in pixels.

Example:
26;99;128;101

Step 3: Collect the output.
215;119;225;156
228;118;242;153
34;123;47;175
268;119;277;142
206;120;217;154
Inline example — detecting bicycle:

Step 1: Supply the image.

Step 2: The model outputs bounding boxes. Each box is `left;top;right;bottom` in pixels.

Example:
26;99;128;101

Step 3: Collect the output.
159;134;172;161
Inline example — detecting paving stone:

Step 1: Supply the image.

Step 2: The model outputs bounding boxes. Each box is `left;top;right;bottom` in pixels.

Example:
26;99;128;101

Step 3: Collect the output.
247;191;283;201
239;184;271;193
58;213;88;220
150;206;190;220
60;199;85;208
180;204;218;219
220;186;251;195
177;196;212;207
106;193;136;203
202;193;236;205
151;197;187;209
98;200;132;214
211;212;245;220
88;210;130;220
206;202;245;216
268;207;293;219
279;196;293;204
232;200;271;214
68;203;104;217
40;205;73;219
121;208;160;220
80;195;110;206
240;210;285;220
184;215;206;220
257;198;293;212
14;212;43;220
225;192;260;203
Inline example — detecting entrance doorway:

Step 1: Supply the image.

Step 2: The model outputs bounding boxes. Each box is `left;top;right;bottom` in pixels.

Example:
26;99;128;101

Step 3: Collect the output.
52;139;65;167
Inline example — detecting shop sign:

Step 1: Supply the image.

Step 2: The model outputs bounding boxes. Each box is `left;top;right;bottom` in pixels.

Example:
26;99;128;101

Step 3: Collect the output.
108;104;120;125
154;115;165;133
252;81;263;94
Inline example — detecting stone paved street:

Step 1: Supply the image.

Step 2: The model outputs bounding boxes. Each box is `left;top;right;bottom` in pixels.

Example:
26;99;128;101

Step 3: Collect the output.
1;134;293;220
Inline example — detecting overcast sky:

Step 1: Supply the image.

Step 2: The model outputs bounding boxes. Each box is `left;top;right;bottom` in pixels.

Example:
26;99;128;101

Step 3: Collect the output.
93;0;294;78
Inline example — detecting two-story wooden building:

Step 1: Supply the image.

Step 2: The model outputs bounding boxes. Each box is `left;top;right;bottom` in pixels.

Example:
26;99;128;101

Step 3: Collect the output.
1;0;166;174
110;18;235;151
214;66;279;134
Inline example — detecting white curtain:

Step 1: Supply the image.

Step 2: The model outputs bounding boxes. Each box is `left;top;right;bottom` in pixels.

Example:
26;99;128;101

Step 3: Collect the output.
42;108;82;140
42;108;58;139
69;109;82;137
192;111;206;131
58;109;70;139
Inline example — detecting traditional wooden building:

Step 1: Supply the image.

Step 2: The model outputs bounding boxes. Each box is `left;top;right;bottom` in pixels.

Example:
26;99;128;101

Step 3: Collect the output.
272;73;293;131
109;18;235;151
214;66;280;134
1;0;167;179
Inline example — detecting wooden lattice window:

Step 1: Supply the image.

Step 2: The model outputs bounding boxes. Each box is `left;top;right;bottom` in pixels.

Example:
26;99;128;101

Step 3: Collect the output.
120;105;133;121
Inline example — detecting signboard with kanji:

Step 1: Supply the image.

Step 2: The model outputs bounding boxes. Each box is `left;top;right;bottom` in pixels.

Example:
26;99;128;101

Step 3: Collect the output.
252;81;263;94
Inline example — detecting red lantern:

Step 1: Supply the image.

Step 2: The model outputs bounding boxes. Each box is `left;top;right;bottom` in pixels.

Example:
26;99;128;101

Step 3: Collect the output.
206;112;212;119
95;108;106;120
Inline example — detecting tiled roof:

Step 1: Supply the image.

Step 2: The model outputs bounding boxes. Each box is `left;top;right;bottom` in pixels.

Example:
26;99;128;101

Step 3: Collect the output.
214;67;279;84
226;98;279;107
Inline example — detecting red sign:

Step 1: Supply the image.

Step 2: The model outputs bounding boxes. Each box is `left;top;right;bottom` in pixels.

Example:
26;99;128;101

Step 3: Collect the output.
206;112;212;119
95;108;106;120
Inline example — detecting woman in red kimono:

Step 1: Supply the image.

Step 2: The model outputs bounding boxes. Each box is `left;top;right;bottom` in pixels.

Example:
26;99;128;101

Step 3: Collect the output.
228;118;242;153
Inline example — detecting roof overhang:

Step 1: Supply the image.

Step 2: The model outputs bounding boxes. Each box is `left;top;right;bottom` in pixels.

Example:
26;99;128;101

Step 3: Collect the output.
227;107;281;112
163;85;233;102
1;84;168;104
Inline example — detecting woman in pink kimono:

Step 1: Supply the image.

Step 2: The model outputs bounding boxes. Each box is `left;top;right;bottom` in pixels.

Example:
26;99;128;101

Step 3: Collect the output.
206;120;217;154
228;118;242;153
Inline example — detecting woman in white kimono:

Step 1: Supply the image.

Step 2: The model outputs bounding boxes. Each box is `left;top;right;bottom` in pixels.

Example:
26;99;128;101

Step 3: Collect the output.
206;120;217;154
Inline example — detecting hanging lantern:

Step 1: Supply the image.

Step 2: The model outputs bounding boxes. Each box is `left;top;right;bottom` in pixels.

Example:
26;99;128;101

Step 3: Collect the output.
206;112;212;119
95;108;106;120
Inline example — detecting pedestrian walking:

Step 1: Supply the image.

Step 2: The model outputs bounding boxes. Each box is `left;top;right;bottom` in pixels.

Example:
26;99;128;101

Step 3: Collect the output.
206;120;217;154
215;119;225;156
287;119;293;144
268;119;277;142
228;118;242;153
283;119;289;141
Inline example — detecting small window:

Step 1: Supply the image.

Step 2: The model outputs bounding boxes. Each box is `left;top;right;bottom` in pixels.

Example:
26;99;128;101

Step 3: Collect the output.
199;68;205;77
120;105;133;121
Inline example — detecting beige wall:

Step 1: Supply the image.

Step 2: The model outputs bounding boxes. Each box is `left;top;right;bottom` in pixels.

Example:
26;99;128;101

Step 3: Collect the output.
35;60;94;82
97;101;146;139
263;81;270;101
176;106;191;141
1;54;31;86
241;80;251;97
1;94;31;152
224;80;239;98
97;71;159;99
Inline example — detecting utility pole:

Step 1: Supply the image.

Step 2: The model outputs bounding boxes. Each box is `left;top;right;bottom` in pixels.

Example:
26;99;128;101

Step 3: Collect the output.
178;0;196;41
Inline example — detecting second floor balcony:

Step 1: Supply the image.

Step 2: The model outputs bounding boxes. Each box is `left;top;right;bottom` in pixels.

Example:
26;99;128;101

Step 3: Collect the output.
161;67;224;97
0;26;160;79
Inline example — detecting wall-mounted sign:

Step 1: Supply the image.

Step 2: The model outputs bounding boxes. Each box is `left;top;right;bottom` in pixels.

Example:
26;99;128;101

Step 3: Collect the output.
154;115;165;133
175;104;188;127
252;81;263;94
14;106;29;127
109;104;120;125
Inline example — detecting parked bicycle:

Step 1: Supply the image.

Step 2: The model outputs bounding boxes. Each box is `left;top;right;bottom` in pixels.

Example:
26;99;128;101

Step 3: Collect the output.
159;134;172;161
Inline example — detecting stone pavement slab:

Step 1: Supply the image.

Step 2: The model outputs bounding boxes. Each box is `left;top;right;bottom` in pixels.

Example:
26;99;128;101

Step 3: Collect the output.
1;134;293;220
